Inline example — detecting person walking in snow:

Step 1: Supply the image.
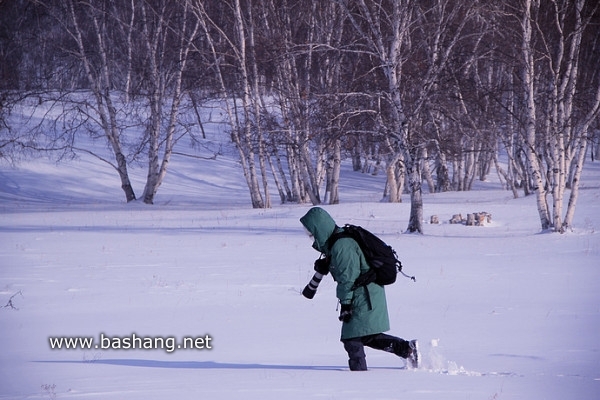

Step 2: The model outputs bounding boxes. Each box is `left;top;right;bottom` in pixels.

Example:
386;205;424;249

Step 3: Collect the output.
300;206;419;371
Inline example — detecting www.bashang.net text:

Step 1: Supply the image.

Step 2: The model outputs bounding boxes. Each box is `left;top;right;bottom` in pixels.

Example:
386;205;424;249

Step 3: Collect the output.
48;333;212;353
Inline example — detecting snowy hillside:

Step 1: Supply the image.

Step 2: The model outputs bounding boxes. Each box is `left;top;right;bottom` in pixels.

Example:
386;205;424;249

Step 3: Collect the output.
1;129;599;399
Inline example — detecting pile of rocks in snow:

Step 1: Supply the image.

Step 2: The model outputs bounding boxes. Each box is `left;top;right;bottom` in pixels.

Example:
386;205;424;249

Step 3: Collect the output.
430;212;492;226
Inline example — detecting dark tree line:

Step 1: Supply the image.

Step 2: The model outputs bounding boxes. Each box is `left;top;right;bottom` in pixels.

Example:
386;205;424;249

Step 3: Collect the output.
1;0;599;232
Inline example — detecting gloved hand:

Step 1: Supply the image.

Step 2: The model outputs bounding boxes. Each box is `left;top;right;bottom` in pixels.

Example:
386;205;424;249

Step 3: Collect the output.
338;303;352;323
314;256;330;275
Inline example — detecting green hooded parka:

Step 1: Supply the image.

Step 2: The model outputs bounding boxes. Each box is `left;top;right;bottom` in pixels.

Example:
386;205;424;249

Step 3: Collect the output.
300;207;391;340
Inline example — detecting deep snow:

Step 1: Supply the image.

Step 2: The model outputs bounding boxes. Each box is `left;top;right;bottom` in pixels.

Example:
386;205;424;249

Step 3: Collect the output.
1;128;599;399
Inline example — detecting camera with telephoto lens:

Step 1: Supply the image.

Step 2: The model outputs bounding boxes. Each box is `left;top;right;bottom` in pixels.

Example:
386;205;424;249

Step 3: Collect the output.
302;256;330;299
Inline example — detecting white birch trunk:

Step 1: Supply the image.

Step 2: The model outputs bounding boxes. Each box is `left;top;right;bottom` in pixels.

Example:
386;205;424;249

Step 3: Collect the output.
234;0;264;208
153;5;200;205
385;153;401;203
124;0;135;104
194;0;265;208
67;0;136;202
140;2;163;204
422;148;435;194
247;1;271;208
521;0;551;230
329;139;341;204
562;22;600;230
562;131;589;231
406;151;424;233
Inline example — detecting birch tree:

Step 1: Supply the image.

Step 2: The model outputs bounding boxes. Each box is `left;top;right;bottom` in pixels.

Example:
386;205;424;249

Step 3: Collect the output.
264;0;323;205
24;0;207;204
513;0;600;232
340;0;479;233
138;0;200;204
193;0;266;208
303;0;347;205
63;0;137;202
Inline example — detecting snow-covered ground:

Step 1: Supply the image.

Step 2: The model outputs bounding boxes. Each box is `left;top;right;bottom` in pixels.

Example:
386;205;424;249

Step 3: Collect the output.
1;128;599;399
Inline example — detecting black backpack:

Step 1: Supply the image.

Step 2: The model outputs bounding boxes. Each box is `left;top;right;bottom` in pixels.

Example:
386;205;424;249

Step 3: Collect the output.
328;224;415;290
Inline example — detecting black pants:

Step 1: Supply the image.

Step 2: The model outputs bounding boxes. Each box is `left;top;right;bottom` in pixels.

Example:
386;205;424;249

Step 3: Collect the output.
342;333;411;371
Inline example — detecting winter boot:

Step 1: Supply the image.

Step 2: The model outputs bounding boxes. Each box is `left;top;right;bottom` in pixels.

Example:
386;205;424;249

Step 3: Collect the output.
348;357;368;371
406;339;419;369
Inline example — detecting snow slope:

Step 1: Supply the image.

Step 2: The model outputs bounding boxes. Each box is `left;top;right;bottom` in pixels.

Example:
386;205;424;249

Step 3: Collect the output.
1;131;599;399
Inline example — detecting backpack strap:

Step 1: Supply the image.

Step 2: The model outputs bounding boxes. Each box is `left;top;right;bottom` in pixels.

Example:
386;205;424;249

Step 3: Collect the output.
328;227;377;307
326;226;345;248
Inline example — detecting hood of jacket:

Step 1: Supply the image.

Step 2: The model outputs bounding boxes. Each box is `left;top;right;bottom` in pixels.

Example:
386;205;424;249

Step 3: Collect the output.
300;207;337;253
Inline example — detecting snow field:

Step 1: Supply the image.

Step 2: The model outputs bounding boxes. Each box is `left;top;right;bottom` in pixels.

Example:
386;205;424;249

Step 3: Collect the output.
1;143;599;399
